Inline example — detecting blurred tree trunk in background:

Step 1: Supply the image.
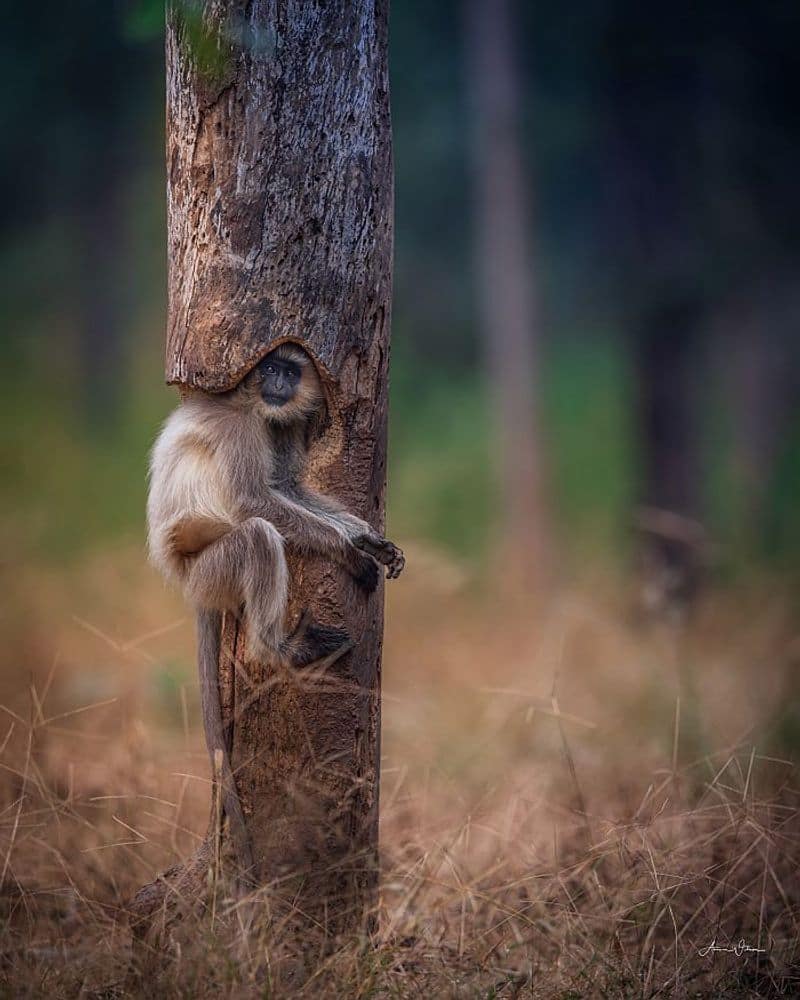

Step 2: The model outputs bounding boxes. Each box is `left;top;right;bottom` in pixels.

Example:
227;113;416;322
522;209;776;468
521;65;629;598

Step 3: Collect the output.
464;0;549;591
633;309;706;619
75;158;125;431
720;283;800;557
600;4;711;620
132;0;392;950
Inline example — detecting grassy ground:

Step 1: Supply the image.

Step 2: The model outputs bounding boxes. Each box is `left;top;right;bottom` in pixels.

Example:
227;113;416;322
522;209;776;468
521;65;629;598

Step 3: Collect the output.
0;542;798;997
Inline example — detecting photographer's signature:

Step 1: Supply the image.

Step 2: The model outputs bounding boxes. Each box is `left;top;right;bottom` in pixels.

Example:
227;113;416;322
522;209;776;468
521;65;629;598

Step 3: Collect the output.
698;938;766;958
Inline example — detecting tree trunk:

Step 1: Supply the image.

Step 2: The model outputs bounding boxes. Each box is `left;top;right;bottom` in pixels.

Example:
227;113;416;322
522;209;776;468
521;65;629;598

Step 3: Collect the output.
132;0;392;943
719;283;798;558
633;305;706;619
464;0;548;589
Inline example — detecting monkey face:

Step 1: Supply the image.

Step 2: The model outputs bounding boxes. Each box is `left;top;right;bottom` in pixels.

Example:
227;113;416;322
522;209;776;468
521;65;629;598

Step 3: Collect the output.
257;354;302;408
232;343;323;425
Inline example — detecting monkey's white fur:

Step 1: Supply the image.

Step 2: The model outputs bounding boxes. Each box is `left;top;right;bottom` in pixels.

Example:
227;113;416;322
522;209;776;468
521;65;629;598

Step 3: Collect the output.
149;347;301;656
147;343;402;660
146;343;404;880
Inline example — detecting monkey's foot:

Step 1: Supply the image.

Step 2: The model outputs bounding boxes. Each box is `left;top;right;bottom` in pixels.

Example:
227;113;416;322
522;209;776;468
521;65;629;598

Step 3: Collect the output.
355;534;405;579
349;549;380;593
290;620;352;668
304;635;355;670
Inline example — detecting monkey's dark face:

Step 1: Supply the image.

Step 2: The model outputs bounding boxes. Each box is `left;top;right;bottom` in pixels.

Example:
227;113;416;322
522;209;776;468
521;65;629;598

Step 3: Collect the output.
237;344;323;425
257;354;302;408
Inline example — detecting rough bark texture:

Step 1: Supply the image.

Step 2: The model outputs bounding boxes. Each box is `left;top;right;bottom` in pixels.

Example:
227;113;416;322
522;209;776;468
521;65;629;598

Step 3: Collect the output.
133;0;392;940
464;0;548;587
165;0;392;392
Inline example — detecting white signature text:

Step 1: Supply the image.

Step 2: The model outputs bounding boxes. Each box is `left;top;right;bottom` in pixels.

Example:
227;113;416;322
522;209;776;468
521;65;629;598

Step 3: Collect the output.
698;938;766;958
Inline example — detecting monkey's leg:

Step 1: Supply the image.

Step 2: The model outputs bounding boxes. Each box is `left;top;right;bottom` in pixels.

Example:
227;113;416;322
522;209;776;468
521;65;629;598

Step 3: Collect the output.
186;517;289;660
187;519;351;665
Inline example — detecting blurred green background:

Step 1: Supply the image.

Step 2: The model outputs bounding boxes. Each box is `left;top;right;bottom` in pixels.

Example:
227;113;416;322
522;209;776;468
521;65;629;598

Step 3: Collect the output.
1;0;798;596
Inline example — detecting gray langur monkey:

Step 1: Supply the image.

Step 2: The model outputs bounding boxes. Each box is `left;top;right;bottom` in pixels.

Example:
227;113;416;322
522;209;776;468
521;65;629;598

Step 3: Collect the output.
147;342;404;878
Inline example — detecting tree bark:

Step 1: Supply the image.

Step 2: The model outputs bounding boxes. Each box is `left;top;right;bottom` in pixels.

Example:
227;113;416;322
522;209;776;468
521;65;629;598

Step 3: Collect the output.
132;0;392;942
464;0;549;589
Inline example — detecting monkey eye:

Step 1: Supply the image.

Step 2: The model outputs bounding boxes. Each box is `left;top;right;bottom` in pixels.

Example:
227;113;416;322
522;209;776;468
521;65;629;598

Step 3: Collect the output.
264;365;276;375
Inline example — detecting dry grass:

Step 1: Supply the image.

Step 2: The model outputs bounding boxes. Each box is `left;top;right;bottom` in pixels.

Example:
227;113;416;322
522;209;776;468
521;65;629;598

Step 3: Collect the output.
0;542;798;997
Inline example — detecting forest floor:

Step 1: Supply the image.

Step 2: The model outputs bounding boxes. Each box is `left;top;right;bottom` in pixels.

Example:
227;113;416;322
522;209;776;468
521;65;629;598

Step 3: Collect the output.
0;542;798;998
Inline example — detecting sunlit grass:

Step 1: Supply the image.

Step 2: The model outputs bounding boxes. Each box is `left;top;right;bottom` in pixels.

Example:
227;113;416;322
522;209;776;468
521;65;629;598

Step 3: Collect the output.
0;544;797;995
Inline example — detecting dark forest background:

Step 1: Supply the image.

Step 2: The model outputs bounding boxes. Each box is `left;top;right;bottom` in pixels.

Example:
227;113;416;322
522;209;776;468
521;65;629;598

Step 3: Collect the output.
1;0;798;592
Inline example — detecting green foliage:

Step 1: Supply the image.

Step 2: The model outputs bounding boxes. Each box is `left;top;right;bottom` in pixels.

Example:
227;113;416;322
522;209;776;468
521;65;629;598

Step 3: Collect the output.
765;414;800;571
171;2;235;82
0;351;172;561
124;0;165;43
388;333;637;565
542;333;635;556
389;352;492;560
127;1;276;81
127;1;230;80
151;659;193;727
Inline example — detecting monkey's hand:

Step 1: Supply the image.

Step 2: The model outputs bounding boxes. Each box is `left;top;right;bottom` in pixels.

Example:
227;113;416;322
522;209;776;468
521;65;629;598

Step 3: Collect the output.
354;533;405;580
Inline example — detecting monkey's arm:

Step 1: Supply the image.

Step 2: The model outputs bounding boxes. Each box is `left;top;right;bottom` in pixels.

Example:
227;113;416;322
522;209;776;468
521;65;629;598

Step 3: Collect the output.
293;486;405;580
237;490;380;592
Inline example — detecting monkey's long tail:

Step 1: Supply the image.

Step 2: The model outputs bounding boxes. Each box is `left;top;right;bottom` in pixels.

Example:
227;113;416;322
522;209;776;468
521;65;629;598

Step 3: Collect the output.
197;609;256;885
